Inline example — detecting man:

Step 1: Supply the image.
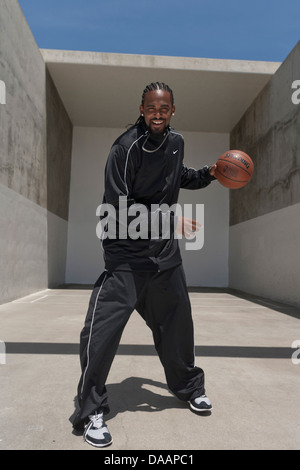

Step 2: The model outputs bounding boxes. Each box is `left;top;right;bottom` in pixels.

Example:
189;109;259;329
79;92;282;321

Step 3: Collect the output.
72;82;217;447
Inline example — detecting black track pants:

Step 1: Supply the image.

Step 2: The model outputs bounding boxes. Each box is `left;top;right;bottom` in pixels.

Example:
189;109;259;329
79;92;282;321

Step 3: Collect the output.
72;265;205;429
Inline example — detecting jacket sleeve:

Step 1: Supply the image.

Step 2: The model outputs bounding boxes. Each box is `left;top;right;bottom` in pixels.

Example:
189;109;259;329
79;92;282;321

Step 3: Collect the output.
180;164;216;190
101;144;175;240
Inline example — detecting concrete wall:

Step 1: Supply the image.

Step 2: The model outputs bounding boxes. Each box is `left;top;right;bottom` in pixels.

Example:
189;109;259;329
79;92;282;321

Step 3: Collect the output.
46;70;73;287
0;0;73;303
229;41;300;307
0;0;48;303
66;127;229;286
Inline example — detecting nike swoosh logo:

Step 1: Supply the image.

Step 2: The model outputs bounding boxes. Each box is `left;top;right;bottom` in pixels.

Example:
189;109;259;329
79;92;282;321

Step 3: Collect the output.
173;150;178;154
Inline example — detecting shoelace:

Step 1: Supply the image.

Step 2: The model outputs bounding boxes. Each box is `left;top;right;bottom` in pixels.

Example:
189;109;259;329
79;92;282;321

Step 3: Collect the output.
89;413;104;429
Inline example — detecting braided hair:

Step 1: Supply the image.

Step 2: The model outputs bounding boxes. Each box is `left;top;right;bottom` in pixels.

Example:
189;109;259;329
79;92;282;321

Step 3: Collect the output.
135;82;174;126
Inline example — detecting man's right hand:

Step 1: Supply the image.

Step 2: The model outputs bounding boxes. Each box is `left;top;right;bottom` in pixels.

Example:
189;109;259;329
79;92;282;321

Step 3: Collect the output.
175;217;202;239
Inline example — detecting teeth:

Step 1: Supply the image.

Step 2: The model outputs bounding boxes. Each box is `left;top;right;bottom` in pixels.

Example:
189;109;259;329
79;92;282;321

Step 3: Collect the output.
153;121;163;124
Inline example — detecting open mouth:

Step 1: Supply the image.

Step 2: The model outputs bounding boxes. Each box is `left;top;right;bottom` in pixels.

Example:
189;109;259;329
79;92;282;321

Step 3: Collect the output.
151;120;165;129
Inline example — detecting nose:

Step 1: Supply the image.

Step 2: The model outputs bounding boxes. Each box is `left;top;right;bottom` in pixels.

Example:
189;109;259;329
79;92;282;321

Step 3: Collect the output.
153;109;161;118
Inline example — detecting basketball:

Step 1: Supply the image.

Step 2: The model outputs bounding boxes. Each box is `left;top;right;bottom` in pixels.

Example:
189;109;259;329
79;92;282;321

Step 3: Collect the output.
215;150;254;189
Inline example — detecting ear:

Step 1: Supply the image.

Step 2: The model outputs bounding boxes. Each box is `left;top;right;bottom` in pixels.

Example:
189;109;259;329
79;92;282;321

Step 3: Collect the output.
139;104;144;115
172;105;176;116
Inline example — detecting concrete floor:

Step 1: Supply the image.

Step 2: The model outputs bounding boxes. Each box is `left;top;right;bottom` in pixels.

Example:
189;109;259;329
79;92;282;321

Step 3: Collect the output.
0;287;299;451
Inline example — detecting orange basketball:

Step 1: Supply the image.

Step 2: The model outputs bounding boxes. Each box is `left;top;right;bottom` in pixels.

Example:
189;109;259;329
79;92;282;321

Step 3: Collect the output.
215;150;254;189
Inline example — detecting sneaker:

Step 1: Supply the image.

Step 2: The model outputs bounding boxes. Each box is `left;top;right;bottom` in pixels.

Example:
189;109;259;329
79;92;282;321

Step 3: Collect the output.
189;395;213;412
84;411;113;448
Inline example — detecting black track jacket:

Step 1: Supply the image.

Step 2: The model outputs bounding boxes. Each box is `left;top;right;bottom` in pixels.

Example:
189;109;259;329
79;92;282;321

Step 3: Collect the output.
100;121;216;272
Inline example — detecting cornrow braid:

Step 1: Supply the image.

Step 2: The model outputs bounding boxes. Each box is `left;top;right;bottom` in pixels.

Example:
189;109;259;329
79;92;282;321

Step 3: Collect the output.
134;82;174;126
141;82;174;106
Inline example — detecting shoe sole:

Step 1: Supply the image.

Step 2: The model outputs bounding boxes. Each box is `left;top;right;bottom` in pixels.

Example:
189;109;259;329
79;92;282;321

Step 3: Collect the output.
189;401;213;412
84;436;113;448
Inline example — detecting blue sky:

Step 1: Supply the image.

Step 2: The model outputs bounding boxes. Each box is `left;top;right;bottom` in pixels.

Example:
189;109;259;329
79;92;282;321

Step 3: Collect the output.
18;0;300;62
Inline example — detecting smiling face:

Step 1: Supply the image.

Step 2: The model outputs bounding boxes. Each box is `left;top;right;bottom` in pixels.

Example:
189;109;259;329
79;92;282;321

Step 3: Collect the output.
139;89;175;135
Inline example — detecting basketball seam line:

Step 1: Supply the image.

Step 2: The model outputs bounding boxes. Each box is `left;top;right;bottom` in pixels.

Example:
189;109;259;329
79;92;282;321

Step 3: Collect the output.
217;158;253;177
215;168;249;183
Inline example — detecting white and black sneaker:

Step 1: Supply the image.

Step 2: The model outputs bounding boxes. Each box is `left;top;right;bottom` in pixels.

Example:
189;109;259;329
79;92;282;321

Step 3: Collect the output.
189;395;213;412
84;411;113;448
